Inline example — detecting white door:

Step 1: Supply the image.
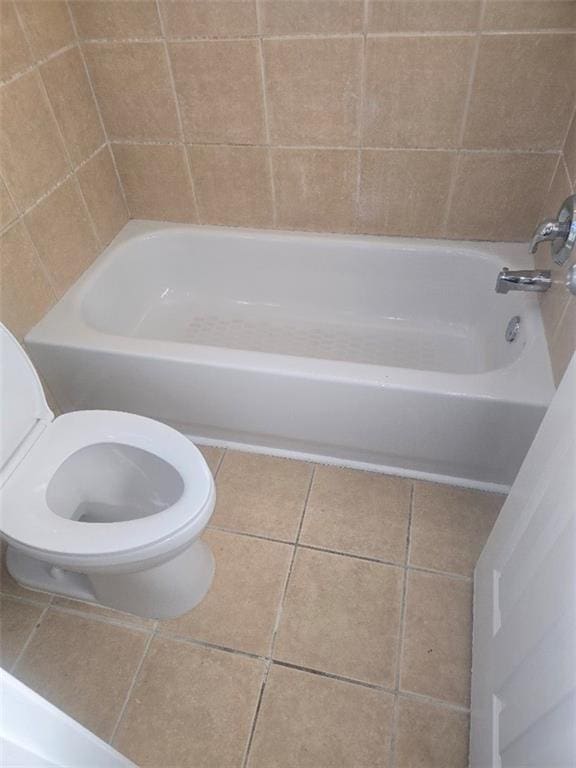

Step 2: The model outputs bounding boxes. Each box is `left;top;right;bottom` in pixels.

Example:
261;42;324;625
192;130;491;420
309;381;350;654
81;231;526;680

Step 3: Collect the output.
470;355;576;766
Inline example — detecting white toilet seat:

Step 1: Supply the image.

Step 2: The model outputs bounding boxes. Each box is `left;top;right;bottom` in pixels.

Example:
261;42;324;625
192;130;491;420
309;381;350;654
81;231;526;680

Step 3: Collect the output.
1;410;214;564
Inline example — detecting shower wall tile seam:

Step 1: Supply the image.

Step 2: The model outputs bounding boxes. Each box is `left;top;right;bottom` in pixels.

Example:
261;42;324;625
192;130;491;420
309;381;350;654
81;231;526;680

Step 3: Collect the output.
0;164;61;300
442;0;487;236
65;1;130;219
155;0;201;223
74;29;576;45
37;65;104;250
107;139;562;156
560;101;576;153
551;292;574;347
0;43;77;88
255;0;278;228
353;0;369;228
564;156;575;194
0;142;108;238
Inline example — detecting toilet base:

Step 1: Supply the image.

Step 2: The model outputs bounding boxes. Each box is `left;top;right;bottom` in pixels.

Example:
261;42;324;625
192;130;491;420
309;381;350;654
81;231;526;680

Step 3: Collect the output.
5;538;215;620
6;547;97;603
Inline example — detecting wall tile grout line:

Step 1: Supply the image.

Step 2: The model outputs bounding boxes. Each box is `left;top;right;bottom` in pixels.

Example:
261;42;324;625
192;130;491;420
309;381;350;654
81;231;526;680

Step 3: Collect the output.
65;1;130;219
72;28;576;47
442;0;487;237
353;0;370;232
105;137;562;157
564;156;575;196
3;2;110;296
541;152;566;215
0;141;108;238
560;100;576;153
255;0;278;228
0;158;60;301
551;290;574;349
13;25;103;254
0;42;77;88
155;0;202;224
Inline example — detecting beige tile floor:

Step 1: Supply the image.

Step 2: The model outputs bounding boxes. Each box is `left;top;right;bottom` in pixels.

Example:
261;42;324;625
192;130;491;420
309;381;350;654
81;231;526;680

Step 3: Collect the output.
0;447;503;768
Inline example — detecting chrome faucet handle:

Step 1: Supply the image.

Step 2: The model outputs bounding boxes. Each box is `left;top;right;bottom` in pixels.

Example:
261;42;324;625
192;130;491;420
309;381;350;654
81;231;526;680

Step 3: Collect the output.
529;195;576;265
529;219;568;253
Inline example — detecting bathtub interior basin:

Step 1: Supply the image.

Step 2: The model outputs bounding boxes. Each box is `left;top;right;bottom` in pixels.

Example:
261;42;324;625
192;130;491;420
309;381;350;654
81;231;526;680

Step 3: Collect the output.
25;221;554;491
82;227;530;377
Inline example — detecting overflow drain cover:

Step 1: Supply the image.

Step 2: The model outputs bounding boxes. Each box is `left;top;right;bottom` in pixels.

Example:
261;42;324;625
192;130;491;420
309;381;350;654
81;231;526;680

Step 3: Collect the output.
505;315;521;343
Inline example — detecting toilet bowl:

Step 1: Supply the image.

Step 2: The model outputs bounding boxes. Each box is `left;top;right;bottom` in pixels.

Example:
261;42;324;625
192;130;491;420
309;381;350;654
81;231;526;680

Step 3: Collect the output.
0;324;215;619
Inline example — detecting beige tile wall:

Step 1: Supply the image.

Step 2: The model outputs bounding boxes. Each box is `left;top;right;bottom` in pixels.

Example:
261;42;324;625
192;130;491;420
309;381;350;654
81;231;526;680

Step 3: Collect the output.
0;0;128;341
536;106;576;384
1;1;575;381
69;0;575;240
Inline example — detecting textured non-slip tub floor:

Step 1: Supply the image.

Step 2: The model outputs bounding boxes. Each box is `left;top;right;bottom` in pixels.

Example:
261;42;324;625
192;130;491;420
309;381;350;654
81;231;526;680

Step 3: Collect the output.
0;447;503;767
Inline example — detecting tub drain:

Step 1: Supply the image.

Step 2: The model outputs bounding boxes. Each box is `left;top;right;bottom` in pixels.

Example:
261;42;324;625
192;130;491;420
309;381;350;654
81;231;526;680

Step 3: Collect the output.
505;315;521;343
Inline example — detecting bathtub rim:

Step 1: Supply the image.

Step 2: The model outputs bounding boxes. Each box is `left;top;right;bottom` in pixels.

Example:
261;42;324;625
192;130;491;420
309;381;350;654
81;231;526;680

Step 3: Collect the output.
25;220;555;408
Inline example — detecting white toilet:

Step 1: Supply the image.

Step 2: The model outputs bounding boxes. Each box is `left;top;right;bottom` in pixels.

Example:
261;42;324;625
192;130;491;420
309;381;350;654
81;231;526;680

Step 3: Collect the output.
0;323;215;619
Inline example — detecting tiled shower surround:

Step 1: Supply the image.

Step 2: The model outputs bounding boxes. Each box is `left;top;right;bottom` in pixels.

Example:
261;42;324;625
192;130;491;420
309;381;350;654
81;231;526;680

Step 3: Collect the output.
77;0;575;243
0;1;575;380
1;447;504;767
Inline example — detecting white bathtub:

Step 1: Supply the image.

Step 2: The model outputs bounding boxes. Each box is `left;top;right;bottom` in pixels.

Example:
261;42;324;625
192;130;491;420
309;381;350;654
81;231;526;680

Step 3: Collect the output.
26;221;554;492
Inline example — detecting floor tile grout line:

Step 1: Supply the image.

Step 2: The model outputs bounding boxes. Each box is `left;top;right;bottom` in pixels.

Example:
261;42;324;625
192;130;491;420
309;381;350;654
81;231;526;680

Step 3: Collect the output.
270;658;390;693
148;617;473;712
389;481;415;768
156;630;267;663
298;542;404;570
212;447;227;478
9;603;51;675
241;659;272;768
396;688;471;715
294;465;316;546
46;603;156;635
108;629;156;747
241;465;315;768
4;589;471;724
270;658;470;713
108;623;472;715
205;524;473;581
0;590;54;611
